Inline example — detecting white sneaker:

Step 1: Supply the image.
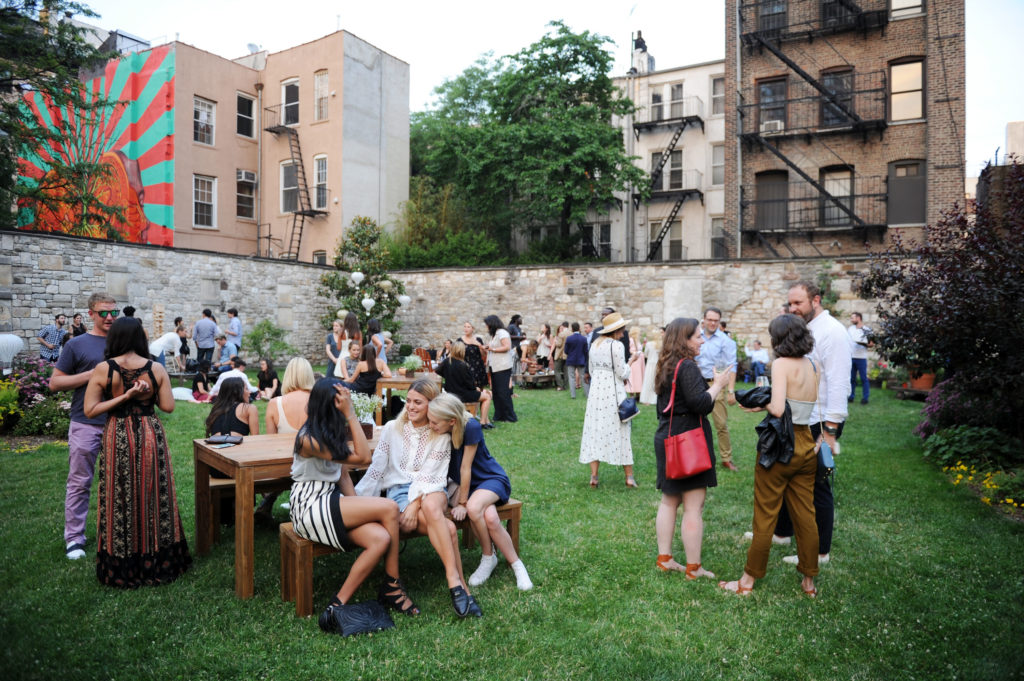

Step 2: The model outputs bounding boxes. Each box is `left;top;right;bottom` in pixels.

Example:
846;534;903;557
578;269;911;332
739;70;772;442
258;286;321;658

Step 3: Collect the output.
783;553;829;565
468;553;498;586
65;542;86;560
743;531;791;545
511;560;533;591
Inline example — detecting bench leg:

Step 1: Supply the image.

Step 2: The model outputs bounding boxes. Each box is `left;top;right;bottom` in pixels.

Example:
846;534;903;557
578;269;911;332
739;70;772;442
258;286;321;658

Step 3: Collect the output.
295;541;314;617
280;533;294;604
507;512;521;555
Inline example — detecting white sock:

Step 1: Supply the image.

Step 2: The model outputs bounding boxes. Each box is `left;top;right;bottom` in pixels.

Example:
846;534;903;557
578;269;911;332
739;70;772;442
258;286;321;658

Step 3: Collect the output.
468;553;499;586
510;559;533;591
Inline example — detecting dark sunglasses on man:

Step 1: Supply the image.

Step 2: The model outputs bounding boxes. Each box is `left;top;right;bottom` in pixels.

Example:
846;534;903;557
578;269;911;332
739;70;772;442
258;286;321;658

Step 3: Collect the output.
93;309;120;319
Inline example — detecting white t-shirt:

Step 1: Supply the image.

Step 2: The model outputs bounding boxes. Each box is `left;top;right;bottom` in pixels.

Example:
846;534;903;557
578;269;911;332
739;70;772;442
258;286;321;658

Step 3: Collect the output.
847;325;870;360
487;329;514;372
748;348;770;364
149;332;181;358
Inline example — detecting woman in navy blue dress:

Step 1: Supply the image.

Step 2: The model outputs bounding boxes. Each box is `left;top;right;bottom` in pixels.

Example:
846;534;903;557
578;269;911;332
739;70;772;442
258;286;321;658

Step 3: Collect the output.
428;394;532;590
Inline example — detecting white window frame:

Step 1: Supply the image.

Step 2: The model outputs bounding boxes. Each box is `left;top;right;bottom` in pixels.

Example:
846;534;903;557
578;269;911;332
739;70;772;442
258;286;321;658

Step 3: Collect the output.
711;144;725;185
711;76;725;116
193;174;216;229
282;78;299;126
314;70;329;121
236;171;255;220
236;93;255;139
891;0;924;19
669;83;685;118
312;250;327;265
650;90;663;121
281;161;298;213
313;154;328;210
193;96;215;145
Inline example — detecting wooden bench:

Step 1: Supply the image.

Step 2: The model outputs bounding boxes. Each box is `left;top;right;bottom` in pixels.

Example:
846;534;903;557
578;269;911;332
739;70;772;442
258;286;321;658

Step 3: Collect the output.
207;476;293;540
167;371;197;387
516;372;556;388
279;499;523;617
464;401;480;417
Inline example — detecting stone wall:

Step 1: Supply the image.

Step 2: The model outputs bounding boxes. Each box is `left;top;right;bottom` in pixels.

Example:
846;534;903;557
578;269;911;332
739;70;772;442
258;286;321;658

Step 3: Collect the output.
1;231;881;363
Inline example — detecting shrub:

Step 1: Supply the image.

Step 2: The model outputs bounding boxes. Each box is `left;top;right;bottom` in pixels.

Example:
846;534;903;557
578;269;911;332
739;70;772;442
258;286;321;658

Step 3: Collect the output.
0;379;23;432
922;425;1023;471
398;344;413;357
11;394;70;437
244;319;299;365
10;357;54;408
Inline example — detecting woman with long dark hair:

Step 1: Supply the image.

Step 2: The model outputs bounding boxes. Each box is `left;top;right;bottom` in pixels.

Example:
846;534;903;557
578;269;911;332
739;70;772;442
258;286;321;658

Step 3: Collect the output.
83;317;191;587
290;377;418;633
343;343;392;396
652;318;730;578
719;314;820;598
367;318;393;360
484;315;516;423
535;323;552;369
205;377;259;437
257;357;281;400
436;340;493;428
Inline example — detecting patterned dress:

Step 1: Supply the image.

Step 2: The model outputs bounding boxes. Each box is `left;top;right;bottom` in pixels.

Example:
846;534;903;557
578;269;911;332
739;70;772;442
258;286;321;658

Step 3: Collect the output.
579;338;633;466
96;360;191;588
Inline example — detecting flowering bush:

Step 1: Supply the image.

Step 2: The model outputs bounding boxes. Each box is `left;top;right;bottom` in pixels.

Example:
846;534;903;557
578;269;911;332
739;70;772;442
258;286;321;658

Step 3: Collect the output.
0;379;23;431
922;424;1022;471
350;392;383;424
10;357;54;408
11;394;70;437
943;461;1024;514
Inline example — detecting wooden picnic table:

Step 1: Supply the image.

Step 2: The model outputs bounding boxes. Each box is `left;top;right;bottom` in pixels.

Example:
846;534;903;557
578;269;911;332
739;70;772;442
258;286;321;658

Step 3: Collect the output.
193;431;379;599
373;374;441;425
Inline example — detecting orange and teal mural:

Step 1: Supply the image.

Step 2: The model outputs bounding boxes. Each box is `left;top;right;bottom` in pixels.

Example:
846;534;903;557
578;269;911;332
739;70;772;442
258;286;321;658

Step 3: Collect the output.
17;45;176;246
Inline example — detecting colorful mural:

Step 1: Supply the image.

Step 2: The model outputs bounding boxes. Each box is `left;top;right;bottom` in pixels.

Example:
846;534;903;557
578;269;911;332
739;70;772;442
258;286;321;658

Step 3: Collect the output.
17;45;176;246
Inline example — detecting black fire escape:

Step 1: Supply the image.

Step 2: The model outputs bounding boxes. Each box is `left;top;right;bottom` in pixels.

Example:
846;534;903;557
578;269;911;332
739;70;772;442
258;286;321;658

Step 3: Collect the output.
738;0;890;257
634;95;705;261
264;105;327;260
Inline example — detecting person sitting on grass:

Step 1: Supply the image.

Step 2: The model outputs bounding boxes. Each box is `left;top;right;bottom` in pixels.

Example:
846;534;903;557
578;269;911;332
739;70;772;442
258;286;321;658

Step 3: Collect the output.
342;343;392;396
191;360;212;403
436;340;493;429
354;378;482;618
290;377;419;635
257;358;281;400
428;393;532;590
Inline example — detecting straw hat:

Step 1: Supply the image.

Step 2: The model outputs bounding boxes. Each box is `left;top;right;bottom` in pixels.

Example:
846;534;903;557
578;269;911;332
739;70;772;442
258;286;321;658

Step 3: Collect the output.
599;312;631;334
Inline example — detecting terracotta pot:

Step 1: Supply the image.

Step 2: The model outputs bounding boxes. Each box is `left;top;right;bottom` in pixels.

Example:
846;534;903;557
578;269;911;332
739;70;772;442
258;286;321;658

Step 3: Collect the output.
398;367;406;376
361;422;374;439
908;373;935;391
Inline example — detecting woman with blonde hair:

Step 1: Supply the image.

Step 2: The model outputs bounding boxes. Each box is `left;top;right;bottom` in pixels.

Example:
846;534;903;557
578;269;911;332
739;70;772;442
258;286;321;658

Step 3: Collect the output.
266;357;315;434
428;393;532;590
355;379;482;618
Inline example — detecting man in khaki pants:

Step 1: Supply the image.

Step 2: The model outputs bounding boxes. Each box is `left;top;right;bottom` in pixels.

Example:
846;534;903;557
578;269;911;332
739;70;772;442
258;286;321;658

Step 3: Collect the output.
695;307;739;471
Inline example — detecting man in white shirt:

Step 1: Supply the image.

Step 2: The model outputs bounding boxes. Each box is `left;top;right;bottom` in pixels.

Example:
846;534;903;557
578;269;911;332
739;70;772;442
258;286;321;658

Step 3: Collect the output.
747;339;771;383
847;312;872;405
209;357;257;399
774;279;851;566
149;325;187;370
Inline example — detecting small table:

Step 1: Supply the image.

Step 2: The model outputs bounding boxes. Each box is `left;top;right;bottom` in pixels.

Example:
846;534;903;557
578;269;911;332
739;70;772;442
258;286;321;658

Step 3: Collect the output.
374;374;441;425
194;431;380;599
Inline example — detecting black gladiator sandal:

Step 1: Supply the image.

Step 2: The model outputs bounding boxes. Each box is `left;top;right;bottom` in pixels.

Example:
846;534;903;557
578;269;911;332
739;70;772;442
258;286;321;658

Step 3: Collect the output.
378;575;420;616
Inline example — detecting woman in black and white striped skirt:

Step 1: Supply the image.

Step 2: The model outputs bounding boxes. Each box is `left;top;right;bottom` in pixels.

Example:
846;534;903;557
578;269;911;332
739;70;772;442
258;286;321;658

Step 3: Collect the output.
289;377;419;633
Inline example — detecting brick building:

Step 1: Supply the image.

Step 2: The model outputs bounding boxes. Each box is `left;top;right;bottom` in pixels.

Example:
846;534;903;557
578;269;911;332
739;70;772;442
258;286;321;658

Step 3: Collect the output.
724;0;965;258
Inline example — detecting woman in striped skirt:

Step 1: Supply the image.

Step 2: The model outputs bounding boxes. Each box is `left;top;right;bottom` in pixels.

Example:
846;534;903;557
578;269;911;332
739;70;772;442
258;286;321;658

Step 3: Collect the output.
289;377;419;632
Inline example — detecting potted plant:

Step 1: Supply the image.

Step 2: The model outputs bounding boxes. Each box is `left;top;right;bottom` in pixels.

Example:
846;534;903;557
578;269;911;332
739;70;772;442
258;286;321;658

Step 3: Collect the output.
350;392;383;438
399;355;423;377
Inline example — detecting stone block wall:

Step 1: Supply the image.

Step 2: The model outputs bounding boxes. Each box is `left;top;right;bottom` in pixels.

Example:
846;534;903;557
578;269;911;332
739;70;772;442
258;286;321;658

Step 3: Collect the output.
1;231;883;364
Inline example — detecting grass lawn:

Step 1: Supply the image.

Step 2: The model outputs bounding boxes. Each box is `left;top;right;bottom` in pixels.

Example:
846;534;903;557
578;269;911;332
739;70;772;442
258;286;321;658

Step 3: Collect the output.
1;378;1022;680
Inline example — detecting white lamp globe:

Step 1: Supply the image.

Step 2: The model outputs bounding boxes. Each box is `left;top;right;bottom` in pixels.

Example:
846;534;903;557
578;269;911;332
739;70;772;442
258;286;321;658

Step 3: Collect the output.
398;294;411;307
336;309;348;319
379;279;393;292
361;297;375;312
350;271;365;286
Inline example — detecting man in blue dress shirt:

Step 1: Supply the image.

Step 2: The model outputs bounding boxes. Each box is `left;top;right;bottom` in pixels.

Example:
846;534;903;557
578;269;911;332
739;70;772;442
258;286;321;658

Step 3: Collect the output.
696;306;739;471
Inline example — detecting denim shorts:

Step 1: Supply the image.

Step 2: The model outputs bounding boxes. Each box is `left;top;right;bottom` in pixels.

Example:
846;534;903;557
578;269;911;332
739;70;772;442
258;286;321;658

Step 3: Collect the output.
386;483;412;512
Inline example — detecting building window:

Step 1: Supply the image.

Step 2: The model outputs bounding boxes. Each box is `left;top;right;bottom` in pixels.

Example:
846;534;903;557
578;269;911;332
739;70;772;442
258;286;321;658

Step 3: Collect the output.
712;145;725;185
755;170;789;231
759;0;787;35
281;162;298;213
236;94;254;138
758;78;787;130
236;170;255;219
821;167;853;227
711;217;728;259
652;150;682;190
193;175;216;228
649;220;682;260
669;83;685;118
314;70;329;121
891;0;924;19
312;250;327;265
651;91;663;121
193;97;215;145
890;60;924;121
711;77;725;115
598;223;611;259
282;80;299;125
822;0;856;26
888;160;926;224
313;155;328;210
821;69;854;127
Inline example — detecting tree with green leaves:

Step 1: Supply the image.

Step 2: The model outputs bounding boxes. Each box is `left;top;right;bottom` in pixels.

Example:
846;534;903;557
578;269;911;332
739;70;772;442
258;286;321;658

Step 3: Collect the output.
411;21;649;259
319;216;407;334
0;1;118;232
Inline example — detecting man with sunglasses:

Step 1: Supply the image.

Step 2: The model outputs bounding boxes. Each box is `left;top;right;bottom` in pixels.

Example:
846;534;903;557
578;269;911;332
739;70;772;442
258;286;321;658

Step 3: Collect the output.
48;293;119;560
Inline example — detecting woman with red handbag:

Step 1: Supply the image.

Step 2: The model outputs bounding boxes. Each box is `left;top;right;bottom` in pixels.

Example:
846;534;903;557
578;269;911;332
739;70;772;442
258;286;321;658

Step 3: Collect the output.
653;318;731;579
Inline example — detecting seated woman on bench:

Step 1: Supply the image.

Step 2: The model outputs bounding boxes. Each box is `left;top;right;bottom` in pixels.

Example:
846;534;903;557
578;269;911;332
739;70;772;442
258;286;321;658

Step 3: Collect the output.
354;378;482;618
428;393;532;590
436;340;493;429
290;377;419;635
342;343;392;396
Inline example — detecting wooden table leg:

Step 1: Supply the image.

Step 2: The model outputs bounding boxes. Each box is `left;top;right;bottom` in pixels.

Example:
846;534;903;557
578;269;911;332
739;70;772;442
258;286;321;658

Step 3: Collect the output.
234;467;255;599
194;447;213;556
375;384;384;425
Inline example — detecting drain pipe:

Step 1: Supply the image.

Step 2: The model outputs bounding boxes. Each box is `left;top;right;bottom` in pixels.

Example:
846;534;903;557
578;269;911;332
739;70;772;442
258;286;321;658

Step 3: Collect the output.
255;81;264;256
734;3;743;258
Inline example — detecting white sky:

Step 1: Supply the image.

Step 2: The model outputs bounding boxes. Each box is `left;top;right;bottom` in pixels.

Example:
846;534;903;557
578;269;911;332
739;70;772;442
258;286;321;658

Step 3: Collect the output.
84;0;1023;177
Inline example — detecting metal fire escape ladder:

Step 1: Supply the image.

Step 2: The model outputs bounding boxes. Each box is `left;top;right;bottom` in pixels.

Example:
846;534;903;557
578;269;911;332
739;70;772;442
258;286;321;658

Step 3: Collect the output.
644;125;685;199
755;135;866;226
645;196;686;261
282;130;312;260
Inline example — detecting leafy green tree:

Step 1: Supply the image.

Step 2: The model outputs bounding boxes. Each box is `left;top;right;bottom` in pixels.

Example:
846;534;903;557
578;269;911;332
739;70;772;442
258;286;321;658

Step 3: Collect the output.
244;319;299;365
412;21;648;258
0;1;117;231
319;216;407;333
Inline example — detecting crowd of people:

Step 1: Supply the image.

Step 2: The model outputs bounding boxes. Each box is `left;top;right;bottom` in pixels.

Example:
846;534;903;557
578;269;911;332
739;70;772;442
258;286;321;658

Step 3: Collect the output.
42;287;858;631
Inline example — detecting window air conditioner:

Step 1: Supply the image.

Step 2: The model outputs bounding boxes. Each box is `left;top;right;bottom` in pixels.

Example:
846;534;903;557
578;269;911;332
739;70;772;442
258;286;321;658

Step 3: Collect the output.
760;120;785;134
237;170;257;183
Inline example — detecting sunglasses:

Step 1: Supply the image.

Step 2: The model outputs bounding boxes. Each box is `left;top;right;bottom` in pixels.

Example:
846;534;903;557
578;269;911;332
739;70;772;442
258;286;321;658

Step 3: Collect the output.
93;309;120;319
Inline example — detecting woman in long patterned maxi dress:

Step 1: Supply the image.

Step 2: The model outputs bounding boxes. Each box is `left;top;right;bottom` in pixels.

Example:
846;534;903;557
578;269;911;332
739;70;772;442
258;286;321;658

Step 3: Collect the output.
84;318;191;588
578;313;637;488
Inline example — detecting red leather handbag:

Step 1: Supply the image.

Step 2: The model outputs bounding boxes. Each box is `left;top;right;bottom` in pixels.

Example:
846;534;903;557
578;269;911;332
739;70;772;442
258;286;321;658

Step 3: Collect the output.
662;359;712;479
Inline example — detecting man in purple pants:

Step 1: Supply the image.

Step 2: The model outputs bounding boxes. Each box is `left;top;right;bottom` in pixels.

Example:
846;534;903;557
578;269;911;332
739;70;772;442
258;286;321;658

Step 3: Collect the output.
49;292;118;560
